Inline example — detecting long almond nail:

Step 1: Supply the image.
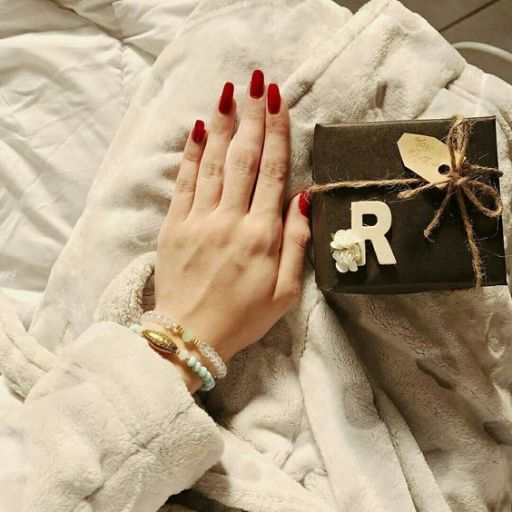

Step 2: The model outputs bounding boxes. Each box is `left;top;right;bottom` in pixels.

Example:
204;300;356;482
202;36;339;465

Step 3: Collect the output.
219;82;234;114
191;119;205;143
298;191;311;217
268;83;281;114
250;69;264;98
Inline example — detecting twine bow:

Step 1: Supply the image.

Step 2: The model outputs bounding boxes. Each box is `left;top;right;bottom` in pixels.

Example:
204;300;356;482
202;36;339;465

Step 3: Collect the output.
307;115;503;287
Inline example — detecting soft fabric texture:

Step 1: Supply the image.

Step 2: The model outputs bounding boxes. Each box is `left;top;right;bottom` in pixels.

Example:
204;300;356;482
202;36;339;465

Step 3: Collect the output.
1;0;512;511
0;0;200;324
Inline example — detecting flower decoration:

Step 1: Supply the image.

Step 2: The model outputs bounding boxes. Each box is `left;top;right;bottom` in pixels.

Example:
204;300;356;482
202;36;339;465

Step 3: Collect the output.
330;229;364;273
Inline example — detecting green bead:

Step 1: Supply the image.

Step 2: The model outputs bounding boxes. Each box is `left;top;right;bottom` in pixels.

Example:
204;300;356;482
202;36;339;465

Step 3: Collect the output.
201;378;214;391
187;356;196;367
199;367;207;377
182;329;195;343
194;361;202;372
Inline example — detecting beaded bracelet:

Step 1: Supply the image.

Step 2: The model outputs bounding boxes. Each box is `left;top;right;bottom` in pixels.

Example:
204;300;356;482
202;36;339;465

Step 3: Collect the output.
140;310;227;379
142;327;215;392
130;324;215;391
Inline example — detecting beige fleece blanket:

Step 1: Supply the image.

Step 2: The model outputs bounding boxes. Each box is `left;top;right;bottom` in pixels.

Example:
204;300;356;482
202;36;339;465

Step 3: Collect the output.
1;0;512;510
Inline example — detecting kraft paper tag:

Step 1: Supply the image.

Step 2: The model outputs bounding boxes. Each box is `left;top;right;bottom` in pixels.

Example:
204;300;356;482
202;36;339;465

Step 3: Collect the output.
397;133;454;190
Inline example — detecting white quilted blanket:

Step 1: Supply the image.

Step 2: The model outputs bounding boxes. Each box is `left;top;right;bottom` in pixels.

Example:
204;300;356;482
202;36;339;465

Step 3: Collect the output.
0;0;200;325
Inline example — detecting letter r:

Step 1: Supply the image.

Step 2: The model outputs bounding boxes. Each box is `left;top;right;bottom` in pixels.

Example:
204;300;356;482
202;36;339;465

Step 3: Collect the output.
350;201;397;265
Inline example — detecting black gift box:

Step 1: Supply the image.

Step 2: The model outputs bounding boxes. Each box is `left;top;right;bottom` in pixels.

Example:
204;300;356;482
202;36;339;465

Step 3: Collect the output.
311;116;507;294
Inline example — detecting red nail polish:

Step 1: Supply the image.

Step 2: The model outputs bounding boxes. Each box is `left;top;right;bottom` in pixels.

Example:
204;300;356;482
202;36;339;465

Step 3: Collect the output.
192;119;205;143
250;69;264;98
268;83;281;114
298;191;311;217
219;82;234;114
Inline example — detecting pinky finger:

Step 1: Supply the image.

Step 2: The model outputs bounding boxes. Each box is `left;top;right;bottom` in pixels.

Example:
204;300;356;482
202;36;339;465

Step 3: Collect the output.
167;119;207;221
273;192;311;308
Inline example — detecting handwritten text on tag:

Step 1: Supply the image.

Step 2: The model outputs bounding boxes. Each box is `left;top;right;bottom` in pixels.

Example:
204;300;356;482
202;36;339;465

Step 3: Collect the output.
397;133;457;190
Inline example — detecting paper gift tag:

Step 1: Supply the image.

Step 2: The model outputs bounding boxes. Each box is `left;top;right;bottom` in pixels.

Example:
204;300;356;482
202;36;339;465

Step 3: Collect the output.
397;133;454;189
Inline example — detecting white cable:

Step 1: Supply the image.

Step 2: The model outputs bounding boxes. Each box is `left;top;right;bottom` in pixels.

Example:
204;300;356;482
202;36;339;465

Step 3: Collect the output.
453;41;512;65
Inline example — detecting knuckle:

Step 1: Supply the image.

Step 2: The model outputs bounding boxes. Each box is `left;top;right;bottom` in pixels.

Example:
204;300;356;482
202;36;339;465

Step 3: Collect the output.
201;159;224;179
243;107;265;122
291;227;311;250
267;117;290;137
245;237;268;255
182;150;202;164
260;158;289;182
210;216;235;246
208;115;230;135
279;281;302;305
229;149;259;174
244;220;275;254
174;176;195;195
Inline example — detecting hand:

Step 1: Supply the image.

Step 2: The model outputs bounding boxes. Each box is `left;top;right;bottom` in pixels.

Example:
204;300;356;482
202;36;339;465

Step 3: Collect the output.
153;70;311;369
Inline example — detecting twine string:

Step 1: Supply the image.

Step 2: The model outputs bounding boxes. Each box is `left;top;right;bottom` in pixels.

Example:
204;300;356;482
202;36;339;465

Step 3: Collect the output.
307;115;503;287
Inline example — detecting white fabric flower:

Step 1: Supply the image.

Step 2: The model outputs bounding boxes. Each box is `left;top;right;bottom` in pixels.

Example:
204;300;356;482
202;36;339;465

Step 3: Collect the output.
330;229;364;273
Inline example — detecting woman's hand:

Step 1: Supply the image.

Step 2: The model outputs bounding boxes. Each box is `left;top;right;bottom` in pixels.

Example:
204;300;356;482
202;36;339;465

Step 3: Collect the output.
153;70;311;367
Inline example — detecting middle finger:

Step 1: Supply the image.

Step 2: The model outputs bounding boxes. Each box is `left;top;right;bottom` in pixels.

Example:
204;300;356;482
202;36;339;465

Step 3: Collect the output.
218;69;266;213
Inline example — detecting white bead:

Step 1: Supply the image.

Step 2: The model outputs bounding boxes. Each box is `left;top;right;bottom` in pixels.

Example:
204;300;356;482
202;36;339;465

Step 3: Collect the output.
177;349;188;361
129;324;143;334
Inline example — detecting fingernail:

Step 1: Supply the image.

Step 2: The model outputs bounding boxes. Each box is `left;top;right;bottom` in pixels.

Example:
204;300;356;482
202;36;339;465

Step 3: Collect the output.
191;119;205;143
298;191;311;217
219;81;234;114
267;83;281;114
250;69;264;98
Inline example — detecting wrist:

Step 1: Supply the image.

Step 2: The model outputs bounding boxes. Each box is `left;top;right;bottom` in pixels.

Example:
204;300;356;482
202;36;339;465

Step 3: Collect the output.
142;309;235;371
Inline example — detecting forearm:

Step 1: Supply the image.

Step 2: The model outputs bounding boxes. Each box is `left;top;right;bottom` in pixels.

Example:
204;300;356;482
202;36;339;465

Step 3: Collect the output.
0;321;224;512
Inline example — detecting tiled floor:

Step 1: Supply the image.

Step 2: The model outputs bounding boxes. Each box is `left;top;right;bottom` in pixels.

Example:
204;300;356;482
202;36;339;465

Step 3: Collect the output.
336;0;512;84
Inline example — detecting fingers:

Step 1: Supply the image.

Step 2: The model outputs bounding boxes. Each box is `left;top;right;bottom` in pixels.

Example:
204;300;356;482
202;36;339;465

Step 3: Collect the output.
250;83;291;216
273;192;311;306
218;70;266;213
167;119;207;221
191;82;237;213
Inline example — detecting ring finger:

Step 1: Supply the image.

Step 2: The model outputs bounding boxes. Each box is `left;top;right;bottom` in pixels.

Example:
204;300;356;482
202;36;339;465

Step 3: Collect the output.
191;81;236;213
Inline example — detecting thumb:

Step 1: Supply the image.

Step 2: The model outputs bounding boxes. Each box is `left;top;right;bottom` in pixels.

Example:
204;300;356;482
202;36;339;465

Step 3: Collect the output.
273;191;311;307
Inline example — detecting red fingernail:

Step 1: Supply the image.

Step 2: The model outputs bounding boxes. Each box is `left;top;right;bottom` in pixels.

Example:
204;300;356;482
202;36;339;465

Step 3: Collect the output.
250;69;264;98
219;81;234;114
298;191;311;217
191;119;205;143
268;83;281;114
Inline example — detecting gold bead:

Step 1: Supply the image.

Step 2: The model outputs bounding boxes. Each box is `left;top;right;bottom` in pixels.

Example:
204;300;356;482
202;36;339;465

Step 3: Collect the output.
171;324;182;335
141;329;178;354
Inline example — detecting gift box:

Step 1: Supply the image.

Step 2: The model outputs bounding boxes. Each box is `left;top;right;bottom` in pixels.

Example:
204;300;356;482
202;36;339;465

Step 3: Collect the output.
311;116;507;294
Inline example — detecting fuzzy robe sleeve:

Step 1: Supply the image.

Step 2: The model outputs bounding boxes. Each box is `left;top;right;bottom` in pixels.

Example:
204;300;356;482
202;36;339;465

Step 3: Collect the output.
0;320;224;512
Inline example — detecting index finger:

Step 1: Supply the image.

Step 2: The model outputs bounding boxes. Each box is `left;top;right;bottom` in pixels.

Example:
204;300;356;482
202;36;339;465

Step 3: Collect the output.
249;83;290;216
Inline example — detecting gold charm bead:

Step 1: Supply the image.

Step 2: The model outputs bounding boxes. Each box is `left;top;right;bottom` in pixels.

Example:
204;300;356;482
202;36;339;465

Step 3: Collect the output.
141;329;178;355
